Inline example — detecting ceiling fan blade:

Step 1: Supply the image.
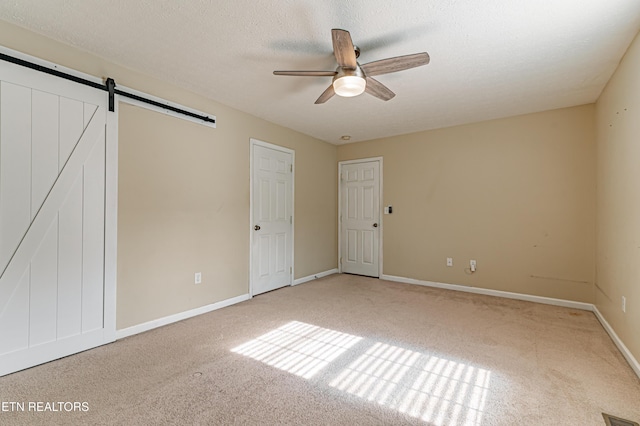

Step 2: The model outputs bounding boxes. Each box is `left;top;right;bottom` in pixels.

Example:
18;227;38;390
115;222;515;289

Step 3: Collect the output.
273;70;338;77
361;52;430;77
365;77;395;101
332;29;357;69
315;84;336;104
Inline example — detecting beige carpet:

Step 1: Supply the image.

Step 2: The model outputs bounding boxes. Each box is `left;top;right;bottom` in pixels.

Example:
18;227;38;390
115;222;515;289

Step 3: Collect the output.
1;274;639;425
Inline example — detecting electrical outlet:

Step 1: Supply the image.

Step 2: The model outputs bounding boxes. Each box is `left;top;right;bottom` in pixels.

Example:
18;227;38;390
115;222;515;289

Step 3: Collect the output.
195;272;202;284
622;296;626;313
447;257;453;267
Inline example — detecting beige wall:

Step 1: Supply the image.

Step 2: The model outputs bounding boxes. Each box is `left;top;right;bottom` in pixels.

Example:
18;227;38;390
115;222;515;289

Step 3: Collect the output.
0;21;338;330
338;105;596;302
596;30;640;362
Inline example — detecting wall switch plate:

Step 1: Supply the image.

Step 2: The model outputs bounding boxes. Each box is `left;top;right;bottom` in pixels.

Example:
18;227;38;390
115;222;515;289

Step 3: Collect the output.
470;260;477;272
622;296;626;313
195;272;202;284
384;205;393;214
447;257;453;267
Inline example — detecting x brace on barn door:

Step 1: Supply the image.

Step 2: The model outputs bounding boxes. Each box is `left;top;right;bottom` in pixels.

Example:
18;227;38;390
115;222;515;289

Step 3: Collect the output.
0;52;216;125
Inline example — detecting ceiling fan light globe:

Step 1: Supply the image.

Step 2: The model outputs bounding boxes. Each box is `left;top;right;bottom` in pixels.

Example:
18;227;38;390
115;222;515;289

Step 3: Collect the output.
333;76;366;97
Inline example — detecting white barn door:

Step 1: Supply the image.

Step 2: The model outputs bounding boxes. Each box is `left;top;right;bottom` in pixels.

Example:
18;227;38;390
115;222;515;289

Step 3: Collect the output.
0;57;115;376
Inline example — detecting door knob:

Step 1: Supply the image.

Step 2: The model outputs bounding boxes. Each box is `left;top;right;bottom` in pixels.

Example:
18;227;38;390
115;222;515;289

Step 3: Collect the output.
373;223;378;228
254;225;261;231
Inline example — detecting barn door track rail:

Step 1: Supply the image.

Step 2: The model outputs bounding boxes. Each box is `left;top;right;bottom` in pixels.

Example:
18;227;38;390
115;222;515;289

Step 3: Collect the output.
0;52;216;125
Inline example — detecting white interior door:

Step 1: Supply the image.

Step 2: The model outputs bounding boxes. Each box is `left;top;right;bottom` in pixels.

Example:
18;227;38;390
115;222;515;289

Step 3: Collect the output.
340;160;381;277
0;57;114;376
251;140;293;296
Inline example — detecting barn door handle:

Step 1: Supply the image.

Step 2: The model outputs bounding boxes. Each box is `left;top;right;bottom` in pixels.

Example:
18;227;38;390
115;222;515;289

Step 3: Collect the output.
254;225;261;231
373;223;378;228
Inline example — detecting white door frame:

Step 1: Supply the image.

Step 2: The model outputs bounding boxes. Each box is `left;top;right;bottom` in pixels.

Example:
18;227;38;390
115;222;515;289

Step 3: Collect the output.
249;138;295;297
338;157;383;277
104;96;118;342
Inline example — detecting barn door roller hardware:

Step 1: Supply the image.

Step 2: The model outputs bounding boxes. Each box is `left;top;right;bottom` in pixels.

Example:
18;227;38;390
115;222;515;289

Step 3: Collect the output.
0;52;215;125
106;77;116;112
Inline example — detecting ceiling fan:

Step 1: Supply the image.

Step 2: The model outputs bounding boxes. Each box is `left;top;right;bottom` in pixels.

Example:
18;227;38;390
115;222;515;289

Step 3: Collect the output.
273;29;430;104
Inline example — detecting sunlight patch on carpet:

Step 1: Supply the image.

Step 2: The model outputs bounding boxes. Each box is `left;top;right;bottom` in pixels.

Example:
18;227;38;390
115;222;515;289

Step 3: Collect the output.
231;321;363;379
329;342;491;426
232;322;491;425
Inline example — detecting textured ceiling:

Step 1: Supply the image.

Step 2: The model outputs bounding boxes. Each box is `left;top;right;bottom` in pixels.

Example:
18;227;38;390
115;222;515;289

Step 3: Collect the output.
1;0;639;144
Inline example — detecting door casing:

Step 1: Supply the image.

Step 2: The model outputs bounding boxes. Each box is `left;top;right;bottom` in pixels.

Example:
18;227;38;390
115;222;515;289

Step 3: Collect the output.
249;138;295;296
338;157;383;277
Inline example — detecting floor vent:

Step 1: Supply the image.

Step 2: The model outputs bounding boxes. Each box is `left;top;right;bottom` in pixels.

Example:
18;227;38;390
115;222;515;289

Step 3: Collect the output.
603;413;639;426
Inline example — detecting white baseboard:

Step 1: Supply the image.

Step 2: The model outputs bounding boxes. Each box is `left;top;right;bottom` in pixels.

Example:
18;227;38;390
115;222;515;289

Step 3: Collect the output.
115;269;339;340
293;268;339;286
380;273;640;379
380;274;593;311
113;272;640;381
592;306;640;378
116;294;250;340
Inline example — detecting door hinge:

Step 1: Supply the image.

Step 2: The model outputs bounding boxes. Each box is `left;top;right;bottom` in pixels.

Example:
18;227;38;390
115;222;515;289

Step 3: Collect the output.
290;266;292;274
290;164;293;172
290;216;292;224
340;257;343;265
